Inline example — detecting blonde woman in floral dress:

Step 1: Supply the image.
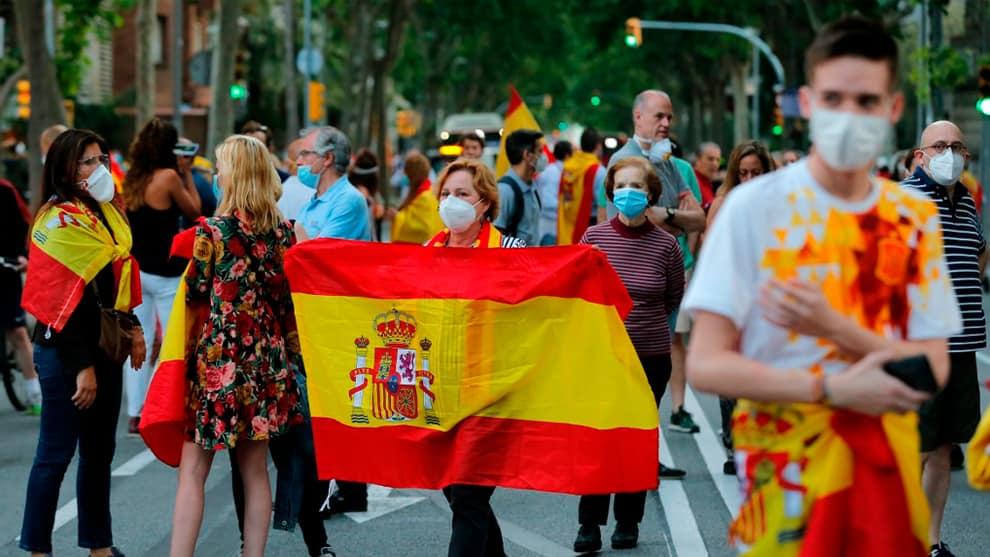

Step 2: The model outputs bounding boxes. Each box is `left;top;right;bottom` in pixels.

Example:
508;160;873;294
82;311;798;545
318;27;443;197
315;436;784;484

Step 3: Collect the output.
169;135;302;557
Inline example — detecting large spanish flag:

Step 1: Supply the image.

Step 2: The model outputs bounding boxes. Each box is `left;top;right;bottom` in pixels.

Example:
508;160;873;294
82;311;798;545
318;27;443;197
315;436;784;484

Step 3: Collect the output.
495;86;542;178
22;199;140;331
557;151;601;245
286;240;659;495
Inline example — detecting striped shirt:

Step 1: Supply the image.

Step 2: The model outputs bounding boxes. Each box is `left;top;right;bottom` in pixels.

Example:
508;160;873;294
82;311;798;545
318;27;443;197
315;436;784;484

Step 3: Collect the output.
581;217;684;355
902;168;987;352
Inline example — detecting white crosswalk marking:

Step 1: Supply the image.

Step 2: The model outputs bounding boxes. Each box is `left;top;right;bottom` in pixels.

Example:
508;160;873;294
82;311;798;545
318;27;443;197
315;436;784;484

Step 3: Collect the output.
658;426;709;557
684;387;742;513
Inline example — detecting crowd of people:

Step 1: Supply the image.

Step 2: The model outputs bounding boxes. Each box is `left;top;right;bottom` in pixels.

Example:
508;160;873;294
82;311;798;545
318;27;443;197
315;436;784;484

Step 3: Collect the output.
1;14;986;557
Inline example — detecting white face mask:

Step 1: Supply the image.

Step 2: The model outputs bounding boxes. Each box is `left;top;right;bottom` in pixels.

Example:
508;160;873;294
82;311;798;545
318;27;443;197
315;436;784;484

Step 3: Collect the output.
637;136;671;163
81;164;115;204
925;149;965;186
534;152;549;173
439;196;481;233
809;107;890;171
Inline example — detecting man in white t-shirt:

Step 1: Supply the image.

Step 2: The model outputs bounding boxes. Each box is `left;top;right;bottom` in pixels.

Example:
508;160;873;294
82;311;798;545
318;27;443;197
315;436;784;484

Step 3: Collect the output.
278;138;314;221
683;17;960;556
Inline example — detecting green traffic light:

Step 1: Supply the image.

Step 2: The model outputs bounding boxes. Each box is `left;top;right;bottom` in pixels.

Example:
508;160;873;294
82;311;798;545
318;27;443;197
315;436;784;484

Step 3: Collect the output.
625;35;637;47
978;97;990;116
591;95;601;107
772;124;783;136
558;121;568;131
230;84;248;100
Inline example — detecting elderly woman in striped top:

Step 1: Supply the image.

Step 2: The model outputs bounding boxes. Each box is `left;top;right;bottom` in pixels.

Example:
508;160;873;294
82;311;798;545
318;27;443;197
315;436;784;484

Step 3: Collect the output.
574;156;684;553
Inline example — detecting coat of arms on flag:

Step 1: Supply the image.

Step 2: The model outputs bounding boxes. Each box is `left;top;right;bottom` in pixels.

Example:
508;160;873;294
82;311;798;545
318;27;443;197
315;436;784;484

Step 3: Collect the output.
348;308;438;426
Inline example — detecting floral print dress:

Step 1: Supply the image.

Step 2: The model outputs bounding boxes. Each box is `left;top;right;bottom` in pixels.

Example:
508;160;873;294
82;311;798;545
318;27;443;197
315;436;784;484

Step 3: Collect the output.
186;215;302;450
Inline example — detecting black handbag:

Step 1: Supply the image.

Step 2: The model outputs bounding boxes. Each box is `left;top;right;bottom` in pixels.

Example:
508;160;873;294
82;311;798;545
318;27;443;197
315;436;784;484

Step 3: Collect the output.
92;281;139;365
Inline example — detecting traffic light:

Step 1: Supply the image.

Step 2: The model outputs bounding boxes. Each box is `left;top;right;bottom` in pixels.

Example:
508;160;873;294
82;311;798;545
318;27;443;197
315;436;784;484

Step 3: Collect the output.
625;18;642;48
978;65;990;116
396;110;418;138
15;79;30;119
590;94;602;107
229;83;248;100
772;102;784;136
308;81;326;123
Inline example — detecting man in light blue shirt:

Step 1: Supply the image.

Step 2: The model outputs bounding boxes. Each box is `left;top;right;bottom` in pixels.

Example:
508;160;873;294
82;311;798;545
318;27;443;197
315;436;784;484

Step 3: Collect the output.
535;141;572;245
493;129;545;246
294;126;371;241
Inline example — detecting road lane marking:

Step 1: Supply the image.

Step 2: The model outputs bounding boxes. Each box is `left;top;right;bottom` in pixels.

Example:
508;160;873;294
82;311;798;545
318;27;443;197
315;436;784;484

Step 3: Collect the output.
683;387;742;514
111;449;156;477
659;426;708;557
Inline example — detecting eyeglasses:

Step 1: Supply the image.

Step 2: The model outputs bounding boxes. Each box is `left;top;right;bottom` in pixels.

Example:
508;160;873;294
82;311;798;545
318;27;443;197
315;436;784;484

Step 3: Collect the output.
298;149;325;159
78;154;110;168
920;141;970;157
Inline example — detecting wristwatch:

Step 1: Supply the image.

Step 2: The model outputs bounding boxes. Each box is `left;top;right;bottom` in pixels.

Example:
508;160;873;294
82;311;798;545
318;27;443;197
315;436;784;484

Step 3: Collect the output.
665;207;676;223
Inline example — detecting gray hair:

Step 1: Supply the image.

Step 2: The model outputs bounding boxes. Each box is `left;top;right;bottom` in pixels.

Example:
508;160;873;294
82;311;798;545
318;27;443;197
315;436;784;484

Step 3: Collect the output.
632;89;670;113
301;126;351;174
695;141;720;158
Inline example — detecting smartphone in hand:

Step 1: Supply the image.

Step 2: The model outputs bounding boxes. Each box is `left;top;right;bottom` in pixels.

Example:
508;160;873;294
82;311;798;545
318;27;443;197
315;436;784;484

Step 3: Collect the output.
882;355;938;394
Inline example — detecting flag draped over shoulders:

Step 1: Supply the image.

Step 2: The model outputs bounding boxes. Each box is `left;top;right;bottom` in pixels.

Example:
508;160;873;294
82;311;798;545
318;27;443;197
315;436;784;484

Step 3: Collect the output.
285;239;659;495
22;200;140;331
557;151;600;245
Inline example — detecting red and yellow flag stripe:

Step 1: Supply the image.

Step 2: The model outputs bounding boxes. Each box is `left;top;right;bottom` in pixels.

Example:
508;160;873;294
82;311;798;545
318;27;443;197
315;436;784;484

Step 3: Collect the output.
286;239;658;495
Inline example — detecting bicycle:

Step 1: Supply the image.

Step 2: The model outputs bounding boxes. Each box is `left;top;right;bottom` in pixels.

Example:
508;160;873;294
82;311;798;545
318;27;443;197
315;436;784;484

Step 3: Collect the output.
0;256;29;412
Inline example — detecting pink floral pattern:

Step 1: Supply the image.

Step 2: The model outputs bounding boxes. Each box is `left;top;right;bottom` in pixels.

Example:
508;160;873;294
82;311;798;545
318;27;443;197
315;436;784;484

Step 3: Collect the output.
185;216;303;450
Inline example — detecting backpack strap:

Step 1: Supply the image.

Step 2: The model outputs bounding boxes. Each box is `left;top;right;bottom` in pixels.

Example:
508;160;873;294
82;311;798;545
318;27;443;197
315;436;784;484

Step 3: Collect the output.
498;175;526;237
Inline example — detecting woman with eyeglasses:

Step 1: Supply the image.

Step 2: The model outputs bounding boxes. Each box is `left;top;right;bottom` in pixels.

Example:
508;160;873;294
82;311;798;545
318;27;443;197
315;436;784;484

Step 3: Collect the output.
702;139;775;477
19;129;146;557
121;118;201;435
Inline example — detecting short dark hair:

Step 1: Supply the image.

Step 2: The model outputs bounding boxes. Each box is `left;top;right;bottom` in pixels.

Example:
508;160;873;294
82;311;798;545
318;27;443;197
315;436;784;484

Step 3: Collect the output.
553;141;573;161
241;120;272;146
605;157;662;206
805;16;898;89
460;134;484;148
505;129;543;165
580;128;601;153
42;128;109;206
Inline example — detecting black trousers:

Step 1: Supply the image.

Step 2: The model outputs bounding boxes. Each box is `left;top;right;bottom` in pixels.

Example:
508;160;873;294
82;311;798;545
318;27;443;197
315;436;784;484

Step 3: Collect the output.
443;484;505;557
578;353;671;526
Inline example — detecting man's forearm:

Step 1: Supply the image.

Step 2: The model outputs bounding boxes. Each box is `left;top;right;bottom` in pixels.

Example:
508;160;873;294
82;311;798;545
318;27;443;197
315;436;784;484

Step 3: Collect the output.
688;348;818;403
826;316;949;386
672;206;705;232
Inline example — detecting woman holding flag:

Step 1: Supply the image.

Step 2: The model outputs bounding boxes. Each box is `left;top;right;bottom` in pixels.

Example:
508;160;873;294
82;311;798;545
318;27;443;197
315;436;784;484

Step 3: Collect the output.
428;157;523;557
19;129;146;557
167;135;303;557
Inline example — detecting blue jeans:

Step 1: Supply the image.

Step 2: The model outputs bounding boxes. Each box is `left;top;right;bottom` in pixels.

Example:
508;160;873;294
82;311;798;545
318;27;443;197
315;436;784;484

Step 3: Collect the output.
19;345;121;553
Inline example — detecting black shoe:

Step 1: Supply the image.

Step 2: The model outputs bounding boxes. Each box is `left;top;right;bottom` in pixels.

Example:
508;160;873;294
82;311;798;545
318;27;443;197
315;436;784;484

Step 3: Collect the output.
611;522;639;550
315;546;336;557
670;406;700;434
325;492;368;514
659;462;686;479
930;541;956;557
573;524;602;553
723;458;736;475
950;444;964;471
87;548;125;557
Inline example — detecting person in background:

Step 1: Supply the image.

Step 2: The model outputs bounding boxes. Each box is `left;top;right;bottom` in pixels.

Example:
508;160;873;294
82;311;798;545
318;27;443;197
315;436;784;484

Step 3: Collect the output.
277;138;314;222
294;127;371;242
903;120;985;557
121;119;201;435
692;142;721;210
702;139;776;475
0;175;41;415
169;135;303;557
782;149;802;165
39;124;68;163
558;130;606;246
460;134;485;160
493;129;545;246
175;138;215;221
574;157;683;553
390;151;443;245
20;128;146;557
535;140;571;245
242;120;289;180
348;148;385;242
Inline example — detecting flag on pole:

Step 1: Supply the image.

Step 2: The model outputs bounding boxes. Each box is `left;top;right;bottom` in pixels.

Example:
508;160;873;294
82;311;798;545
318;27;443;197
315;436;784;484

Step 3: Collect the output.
285;239;659;495
495;86;542;178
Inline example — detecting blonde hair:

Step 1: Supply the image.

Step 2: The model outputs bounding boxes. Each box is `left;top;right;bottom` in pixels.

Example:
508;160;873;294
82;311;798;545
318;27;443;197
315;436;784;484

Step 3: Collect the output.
214;135;284;234
434;157;500;221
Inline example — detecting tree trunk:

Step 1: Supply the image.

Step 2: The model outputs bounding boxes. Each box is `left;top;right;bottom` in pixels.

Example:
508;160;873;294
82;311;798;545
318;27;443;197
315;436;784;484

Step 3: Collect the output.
730;63;749;145
207;0;242;160
710;79;727;150
283;0;299;140
929;0;944;119
135;0;156;133
13;0;66;210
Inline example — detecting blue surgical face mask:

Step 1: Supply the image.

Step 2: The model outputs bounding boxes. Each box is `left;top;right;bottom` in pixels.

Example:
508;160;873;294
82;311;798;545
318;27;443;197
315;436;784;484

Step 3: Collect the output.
212;174;222;204
297;164;320;189
613;188;649;218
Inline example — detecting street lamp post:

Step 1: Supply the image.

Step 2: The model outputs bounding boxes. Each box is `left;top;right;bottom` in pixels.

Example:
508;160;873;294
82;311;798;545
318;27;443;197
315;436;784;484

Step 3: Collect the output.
632;20;787;138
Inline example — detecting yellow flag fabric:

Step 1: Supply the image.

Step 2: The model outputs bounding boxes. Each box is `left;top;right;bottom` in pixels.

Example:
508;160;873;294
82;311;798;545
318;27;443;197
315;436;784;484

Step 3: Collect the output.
967;404;990;490
391;182;443;244
495;86;541;178
557;151;601;245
